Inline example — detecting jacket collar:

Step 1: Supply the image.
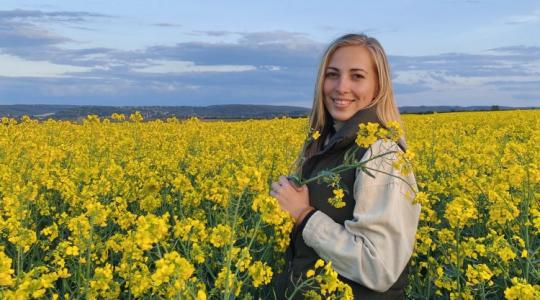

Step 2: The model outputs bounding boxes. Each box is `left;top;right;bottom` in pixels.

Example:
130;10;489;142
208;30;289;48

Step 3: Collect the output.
318;105;382;156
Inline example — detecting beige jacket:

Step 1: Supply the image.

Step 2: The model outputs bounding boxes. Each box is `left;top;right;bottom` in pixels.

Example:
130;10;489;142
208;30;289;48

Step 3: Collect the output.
302;139;421;292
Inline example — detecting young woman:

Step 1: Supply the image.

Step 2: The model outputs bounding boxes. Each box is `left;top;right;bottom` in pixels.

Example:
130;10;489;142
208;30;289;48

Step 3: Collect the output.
270;34;421;299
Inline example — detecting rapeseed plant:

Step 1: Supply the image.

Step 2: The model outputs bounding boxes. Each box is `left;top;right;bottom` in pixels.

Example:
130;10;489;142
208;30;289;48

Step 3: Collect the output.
0;110;537;299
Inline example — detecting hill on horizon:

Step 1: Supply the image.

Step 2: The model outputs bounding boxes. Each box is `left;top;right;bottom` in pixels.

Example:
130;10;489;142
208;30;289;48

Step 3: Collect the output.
0;104;537;120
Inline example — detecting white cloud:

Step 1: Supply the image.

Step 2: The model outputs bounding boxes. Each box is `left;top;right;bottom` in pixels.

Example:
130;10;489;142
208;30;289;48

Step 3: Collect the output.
393;70;444;85
453;74;538;87
148;82;201;93
133;60;256;74
0;53;91;77
523;60;540;75
505;12;540;25
260;65;281;71
393;68;540;97
238;31;318;51
41;83;119;96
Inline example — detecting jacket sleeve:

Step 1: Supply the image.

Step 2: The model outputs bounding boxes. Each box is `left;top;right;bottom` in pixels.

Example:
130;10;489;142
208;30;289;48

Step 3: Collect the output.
301;139;421;292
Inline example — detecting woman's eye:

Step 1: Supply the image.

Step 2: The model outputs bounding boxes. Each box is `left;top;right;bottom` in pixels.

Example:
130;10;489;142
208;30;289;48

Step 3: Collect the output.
325;72;338;78
352;74;364;80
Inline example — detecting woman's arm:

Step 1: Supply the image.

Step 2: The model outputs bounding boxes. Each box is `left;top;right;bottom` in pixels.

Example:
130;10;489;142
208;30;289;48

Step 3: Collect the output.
301;140;421;292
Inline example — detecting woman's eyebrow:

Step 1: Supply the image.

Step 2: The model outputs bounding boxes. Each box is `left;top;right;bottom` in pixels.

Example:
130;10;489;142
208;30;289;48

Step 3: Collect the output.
326;66;367;73
350;68;367;73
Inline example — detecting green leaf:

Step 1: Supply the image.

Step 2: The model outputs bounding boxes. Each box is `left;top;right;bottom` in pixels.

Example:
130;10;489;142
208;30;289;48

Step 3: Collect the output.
359;166;376;178
287;175;302;186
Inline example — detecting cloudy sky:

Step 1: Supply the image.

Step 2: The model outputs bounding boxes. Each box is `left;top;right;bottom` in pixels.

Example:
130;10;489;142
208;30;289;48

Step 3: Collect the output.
0;0;539;107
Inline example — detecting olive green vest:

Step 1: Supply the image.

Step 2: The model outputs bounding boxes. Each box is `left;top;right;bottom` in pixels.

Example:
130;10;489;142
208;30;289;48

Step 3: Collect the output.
274;106;409;300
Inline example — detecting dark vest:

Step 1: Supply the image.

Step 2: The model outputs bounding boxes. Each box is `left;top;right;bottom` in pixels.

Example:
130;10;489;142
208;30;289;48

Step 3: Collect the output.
273;106;409;300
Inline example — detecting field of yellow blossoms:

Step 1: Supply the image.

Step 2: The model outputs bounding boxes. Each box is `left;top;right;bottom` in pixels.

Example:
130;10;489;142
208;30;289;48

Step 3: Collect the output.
0;110;539;299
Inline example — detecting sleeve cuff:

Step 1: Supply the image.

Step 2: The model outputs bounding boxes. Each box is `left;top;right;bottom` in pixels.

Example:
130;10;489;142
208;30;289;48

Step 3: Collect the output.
301;210;333;248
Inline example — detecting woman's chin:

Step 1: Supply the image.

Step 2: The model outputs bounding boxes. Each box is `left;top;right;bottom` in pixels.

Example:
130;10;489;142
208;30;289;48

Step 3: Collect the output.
329;111;355;122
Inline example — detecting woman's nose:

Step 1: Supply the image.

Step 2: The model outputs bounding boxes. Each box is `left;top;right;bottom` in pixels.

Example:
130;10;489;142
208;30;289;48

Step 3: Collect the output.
335;76;350;94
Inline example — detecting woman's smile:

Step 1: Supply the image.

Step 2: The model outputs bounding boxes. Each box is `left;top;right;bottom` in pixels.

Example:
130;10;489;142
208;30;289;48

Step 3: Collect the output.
332;98;356;108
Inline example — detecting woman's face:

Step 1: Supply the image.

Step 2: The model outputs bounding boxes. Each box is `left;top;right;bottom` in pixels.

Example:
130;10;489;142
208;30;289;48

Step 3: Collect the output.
323;45;378;122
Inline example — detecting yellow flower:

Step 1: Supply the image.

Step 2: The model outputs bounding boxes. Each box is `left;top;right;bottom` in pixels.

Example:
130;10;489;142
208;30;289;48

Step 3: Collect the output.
111;113;126;121
465;264;493;286
90;263;114;291
134;213;170;251
209;224;233;248
41;223;59;242
248;261;273;287
304;290;322;300
196;289;207;300
356;122;379;148
0;249;14;286
385;121;404;141
130;111;144;122
504;277;540;300
312;130;321;141
444;197;477;228
149;251;195;297
174;218;208;242
191;243;206;264
328;188;346;208
215;267;241;296
235;247;252;272
305;259;352;299
85;114;100;124
497;246;517;262
65;245;79;256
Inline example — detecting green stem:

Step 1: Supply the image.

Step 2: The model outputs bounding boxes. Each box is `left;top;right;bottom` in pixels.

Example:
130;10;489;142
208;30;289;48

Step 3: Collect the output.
362;165;416;191
424;251;432;299
455;228;462;298
286;276;317;299
481;281;486;300
16;246;22;280
295;150;398;186
126;232;135;300
223;189;244;299
229;215;263;296
523;168;532;281
85;225;93;296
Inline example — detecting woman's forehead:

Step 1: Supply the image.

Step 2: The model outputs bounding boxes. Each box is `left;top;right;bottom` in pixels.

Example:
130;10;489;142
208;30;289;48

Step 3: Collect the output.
327;46;375;71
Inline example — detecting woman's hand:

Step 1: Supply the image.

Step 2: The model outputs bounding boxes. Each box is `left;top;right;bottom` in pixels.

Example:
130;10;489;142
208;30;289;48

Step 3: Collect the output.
270;176;314;225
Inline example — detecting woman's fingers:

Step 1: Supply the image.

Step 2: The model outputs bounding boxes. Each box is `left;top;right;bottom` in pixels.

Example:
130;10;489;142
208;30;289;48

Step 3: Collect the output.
278;176;291;188
270;176;311;219
271;176;306;205
270;182;281;192
288;180;305;192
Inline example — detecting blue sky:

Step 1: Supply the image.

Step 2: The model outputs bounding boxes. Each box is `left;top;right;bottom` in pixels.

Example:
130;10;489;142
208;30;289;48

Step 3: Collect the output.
0;0;539;107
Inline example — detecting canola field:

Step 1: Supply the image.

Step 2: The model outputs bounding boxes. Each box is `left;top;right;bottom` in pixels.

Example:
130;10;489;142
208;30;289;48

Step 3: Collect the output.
0;110;539;299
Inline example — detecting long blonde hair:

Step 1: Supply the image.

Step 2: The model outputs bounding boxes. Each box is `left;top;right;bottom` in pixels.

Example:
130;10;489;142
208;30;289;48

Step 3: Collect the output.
298;33;403;169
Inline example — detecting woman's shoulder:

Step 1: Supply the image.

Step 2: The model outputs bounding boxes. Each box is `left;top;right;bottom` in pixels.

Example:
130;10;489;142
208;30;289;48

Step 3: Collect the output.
355;138;416;190
360;139;403;162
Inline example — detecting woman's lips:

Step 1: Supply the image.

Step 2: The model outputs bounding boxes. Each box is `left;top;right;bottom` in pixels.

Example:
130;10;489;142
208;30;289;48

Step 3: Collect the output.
333;98;355;108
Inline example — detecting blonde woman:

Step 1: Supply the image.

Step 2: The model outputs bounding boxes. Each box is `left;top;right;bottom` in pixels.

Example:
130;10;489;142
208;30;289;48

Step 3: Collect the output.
270;34;421;299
